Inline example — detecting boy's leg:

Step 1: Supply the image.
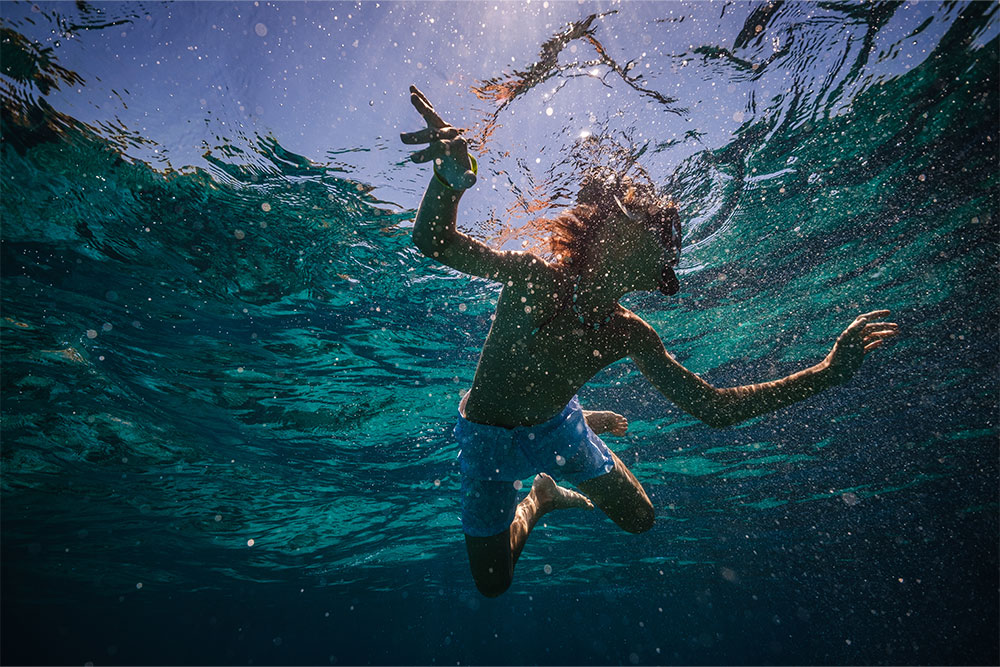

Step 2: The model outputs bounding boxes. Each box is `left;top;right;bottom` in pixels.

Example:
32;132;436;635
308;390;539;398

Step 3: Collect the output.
577;404;652;533
576;448;655;534
465;474;592;598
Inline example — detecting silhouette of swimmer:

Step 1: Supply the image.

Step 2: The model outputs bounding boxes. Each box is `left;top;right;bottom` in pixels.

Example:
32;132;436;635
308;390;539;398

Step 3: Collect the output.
401;85;898;598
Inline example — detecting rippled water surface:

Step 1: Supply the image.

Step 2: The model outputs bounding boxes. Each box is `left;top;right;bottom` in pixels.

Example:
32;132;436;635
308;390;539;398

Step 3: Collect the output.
2;2;998;665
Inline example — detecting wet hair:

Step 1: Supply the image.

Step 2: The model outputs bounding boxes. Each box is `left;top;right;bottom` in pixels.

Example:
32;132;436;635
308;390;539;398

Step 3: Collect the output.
545;171;680;274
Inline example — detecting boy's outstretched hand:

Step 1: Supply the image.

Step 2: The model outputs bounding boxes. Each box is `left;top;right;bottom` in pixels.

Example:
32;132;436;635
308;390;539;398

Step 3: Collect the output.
400;85;477;190
824;310;899;385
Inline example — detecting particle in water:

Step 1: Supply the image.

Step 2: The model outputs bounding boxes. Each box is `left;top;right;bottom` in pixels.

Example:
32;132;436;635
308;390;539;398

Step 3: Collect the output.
261;202;271;212
733;111;745;122
86;329;98;339
546;107;553;116
247;538;255;547
841;492;859;506
433;479;441;487
254;23;268;37
555;455;565;466
102;322;113;332
234;229;246;239
513;480;523;490
136;582;143;589
543;564;552;574
215;514;222;522
458;303;467;312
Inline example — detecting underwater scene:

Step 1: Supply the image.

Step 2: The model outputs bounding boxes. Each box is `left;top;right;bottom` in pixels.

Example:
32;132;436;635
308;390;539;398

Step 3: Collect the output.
1;1;997;665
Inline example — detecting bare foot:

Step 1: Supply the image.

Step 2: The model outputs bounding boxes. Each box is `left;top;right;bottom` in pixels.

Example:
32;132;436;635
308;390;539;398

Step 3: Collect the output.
583;410;628;436
530;473;594;514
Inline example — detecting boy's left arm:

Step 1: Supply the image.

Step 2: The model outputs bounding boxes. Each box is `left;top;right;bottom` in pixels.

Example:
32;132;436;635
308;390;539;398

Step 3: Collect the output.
630;310;899;427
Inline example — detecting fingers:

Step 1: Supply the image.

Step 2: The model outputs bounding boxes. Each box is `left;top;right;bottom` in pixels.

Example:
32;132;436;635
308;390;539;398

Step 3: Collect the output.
408;142;446;164
861;320;899;353
409;84;432;107
409;85;447;129
408;137;469;164
863;322;898;334
847;310;895;338
856;309;891;322
400;126;458;145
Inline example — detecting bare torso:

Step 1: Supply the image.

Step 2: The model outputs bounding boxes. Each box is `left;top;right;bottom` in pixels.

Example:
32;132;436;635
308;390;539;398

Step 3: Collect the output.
461;262;637;427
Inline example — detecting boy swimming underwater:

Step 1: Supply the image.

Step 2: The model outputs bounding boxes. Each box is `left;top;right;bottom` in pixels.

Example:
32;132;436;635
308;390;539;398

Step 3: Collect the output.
401;85;898;598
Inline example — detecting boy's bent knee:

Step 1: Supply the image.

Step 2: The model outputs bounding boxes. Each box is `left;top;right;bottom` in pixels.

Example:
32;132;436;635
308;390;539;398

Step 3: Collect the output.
623;503;655;534
473;573;512;598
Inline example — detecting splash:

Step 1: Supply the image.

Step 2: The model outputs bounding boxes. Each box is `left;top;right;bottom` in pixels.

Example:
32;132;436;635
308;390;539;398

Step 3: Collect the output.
469;11;686;147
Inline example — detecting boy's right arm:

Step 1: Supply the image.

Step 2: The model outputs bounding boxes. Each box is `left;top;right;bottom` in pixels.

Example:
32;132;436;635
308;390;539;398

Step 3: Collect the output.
412;174;543;283
403;85;547;285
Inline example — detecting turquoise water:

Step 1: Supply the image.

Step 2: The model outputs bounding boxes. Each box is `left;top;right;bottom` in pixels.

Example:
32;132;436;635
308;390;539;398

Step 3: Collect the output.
2;2;997;664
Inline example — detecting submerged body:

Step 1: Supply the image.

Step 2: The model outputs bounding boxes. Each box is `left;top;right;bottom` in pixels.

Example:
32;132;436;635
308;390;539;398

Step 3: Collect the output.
461;264;633;427
401;85;898;597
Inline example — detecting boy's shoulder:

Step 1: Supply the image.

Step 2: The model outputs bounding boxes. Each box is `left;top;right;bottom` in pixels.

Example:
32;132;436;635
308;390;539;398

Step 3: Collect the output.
615;305;651;330
614;306;657;351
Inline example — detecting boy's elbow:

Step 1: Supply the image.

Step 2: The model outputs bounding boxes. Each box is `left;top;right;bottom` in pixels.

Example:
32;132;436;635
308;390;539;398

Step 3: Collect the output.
704;415;735;429
698;394;737;428
412;231;432;255
412;231;451;257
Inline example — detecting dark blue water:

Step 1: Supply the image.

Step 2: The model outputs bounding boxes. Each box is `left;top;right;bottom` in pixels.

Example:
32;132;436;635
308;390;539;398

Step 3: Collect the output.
2;2;997;664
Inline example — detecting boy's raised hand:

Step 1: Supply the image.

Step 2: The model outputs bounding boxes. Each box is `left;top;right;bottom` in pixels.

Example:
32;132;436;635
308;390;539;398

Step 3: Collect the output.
400;85;477;190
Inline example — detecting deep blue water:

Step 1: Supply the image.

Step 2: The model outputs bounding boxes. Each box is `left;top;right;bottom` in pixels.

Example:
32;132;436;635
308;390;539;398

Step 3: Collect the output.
1;2;998;665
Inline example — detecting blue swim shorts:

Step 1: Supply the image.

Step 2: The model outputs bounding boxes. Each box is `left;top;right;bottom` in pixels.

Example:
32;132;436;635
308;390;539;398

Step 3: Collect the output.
454;395;616;537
